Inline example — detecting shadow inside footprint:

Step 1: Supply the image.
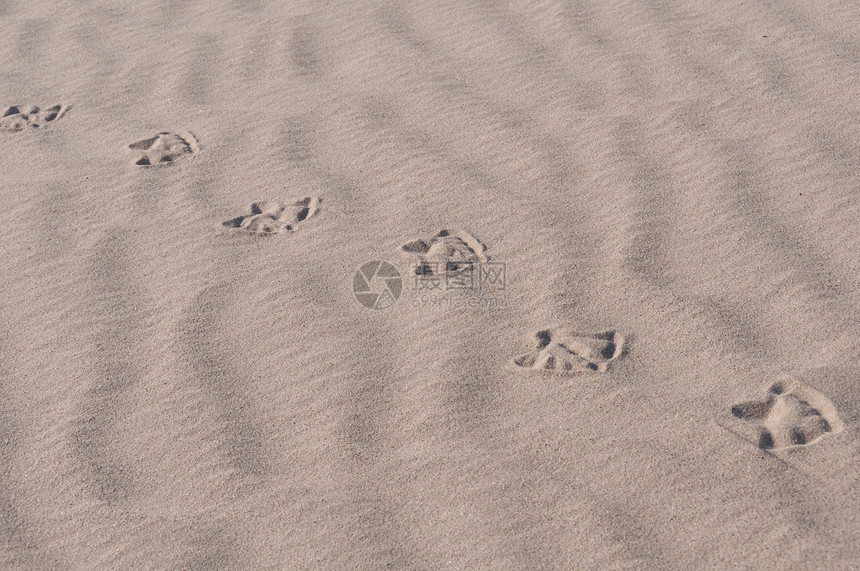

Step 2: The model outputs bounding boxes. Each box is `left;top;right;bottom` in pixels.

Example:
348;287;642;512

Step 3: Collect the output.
401;229;488;276
731;377;844;450
128;131;199;166
222;197;322;235
514;329;625;373
1;104;69;131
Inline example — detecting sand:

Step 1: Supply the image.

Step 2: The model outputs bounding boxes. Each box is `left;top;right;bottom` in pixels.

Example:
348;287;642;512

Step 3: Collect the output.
1;0;859;568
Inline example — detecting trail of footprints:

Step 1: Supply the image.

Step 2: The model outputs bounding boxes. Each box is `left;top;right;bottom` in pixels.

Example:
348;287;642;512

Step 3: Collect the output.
3;104;848;455
1;104;68;130
731;377;844;450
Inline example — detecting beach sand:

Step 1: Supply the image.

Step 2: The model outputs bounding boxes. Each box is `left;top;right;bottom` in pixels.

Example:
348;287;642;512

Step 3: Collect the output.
1;0;859;567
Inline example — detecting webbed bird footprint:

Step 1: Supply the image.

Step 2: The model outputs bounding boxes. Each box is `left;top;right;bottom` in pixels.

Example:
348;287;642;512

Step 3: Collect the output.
402;229;488;275
128;131;199;166
514;329;625;373
731;377;844;450
1;104;69;131
222;197;322;235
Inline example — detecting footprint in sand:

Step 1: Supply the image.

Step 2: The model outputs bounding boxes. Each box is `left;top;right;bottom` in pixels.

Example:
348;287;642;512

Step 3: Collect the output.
1;104;68;131
731;377;844;450
222;197;322;235
401;229;488;276
514;329;625;373
127;131;199;166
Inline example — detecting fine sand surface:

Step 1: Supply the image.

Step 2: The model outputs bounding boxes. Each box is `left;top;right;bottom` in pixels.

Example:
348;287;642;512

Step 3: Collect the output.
2;0;859;568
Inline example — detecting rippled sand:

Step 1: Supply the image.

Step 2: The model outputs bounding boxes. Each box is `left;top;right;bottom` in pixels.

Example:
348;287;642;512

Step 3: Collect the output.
1;1;859;567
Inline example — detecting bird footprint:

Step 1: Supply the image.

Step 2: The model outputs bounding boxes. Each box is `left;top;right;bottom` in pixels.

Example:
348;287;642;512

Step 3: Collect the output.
731;377;844;449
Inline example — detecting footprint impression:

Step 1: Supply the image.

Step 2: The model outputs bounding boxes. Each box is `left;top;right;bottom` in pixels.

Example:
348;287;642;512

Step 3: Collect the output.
222;197;322;235
514;329;625;373
127;131;199;166
731;377;844;450
401;229;488;276
1;104;68;131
